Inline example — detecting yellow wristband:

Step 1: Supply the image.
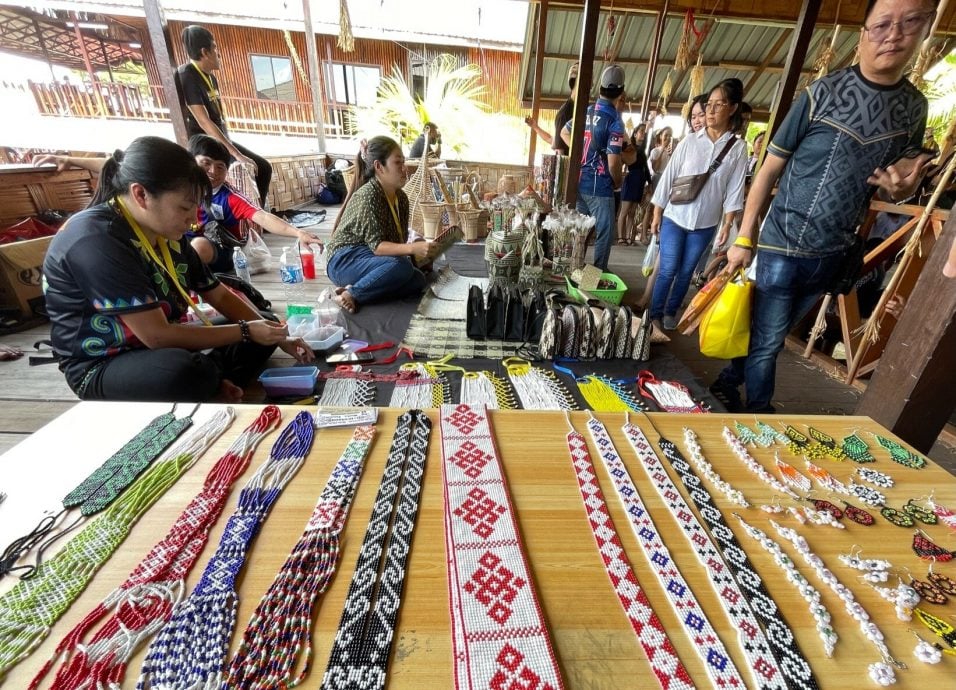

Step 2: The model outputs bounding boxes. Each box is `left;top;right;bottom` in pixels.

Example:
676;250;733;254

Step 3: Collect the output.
733;237;753;249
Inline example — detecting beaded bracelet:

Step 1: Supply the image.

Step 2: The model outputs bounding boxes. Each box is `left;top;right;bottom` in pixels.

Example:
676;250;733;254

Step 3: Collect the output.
735;515;838;657
682;427;749;507
238;319;251;342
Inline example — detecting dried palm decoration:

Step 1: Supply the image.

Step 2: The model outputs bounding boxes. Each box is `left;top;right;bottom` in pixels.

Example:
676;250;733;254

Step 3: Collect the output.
674;10;696;71
813;0;842;79
909;0;947;90
338;0;355;52
282;30;308;84
660;73;673;111
689;55;705;97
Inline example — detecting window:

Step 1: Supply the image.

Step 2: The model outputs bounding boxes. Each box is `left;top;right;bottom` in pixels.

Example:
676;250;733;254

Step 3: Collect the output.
325;63;381;107
251;55;295;101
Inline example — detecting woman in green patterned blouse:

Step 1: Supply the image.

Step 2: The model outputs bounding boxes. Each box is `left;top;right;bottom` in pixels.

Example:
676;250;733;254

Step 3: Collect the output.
325;136;442;313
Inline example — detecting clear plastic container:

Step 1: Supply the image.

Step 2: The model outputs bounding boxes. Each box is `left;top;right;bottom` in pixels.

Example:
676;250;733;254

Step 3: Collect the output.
258;366;319;397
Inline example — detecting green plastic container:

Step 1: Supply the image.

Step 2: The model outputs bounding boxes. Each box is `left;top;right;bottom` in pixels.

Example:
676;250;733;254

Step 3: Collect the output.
565;272;628;305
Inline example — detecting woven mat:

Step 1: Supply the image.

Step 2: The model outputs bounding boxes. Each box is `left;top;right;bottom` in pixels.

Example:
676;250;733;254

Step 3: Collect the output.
402;314;522;359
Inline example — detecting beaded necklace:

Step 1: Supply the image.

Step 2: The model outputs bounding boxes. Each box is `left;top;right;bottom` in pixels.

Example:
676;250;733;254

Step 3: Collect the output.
459;371;516;409
137;411;315;689
681;427;748;507
636;371;707;413
622;418;817;690
388;363;449;408
584;417;745;688
440;404;566;690
321;410;431;690
30;406;281;689
0;409;234;679
576;374;647;412
505;358;577;410
319;375;376;407
1;407;195;578
565;422;693;689
225;424;376;689
770;520;902;684
734;515;838;657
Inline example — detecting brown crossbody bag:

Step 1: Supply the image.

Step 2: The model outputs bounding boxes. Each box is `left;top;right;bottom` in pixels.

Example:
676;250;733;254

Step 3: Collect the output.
669;136;738;205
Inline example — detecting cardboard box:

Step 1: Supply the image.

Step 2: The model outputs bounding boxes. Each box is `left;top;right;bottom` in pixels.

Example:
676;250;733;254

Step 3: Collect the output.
0;236;53;318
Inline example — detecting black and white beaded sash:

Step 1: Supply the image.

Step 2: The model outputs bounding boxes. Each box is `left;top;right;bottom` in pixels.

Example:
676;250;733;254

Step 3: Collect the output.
440;404;565;690
321;410;431;690
566;427;694;690
584;418;745;688
625;423;820;690
616;420;799;690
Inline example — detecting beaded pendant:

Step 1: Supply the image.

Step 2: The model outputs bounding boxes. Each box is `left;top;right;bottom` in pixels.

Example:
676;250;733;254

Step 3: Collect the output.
842;433;875;463
875;434;927;469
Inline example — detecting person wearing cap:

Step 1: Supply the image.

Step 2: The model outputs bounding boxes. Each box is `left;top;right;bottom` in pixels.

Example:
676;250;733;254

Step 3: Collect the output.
561;64;628;271
525;63;578;155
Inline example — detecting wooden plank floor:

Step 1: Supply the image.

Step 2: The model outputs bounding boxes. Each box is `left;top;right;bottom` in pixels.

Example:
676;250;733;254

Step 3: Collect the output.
1;201;954;473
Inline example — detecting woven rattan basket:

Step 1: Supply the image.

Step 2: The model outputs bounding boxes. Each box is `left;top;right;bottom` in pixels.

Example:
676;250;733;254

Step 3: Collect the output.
403;155;437;236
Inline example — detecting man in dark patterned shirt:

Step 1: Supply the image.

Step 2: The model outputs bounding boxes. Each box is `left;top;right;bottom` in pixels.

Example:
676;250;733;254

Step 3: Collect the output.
715;0;937;412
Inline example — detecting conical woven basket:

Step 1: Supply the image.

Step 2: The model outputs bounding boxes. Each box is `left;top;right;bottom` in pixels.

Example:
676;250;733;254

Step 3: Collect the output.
403;155;436;236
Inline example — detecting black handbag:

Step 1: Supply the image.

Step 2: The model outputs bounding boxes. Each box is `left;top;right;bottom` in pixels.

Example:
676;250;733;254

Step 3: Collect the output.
826;233;866;296
486;284;508;339
466;285;487;339
669;137;738;205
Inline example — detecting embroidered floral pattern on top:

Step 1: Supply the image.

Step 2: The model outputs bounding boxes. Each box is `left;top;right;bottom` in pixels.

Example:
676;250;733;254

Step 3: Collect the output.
566;425;694;690
439;404;564;690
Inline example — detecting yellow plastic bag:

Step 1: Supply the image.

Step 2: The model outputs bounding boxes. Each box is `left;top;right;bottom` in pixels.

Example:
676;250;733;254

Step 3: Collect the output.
699;270;752;359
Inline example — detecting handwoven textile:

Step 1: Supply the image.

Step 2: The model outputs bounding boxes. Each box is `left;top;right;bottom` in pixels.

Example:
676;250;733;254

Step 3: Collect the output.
225;425;376;689
402;314;520;359
439;404;565;690
321;410;431;690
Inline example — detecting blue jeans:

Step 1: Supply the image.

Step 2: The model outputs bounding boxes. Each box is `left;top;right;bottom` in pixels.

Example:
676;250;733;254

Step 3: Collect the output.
649;217;716;320
718;250;843;411
576;193;615;271
327;244;427;305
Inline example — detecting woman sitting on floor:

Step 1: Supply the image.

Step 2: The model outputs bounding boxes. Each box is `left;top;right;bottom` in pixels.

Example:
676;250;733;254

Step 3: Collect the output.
43;136;313;402
325;136;445;313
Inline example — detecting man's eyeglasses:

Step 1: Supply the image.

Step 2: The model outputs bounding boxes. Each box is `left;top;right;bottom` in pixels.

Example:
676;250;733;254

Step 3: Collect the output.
864;11;934;43
704;101;728;112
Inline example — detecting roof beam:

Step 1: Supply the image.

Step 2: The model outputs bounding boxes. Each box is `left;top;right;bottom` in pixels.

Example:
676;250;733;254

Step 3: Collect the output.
745;28;791;93
641;2;668;120
540;51;815;74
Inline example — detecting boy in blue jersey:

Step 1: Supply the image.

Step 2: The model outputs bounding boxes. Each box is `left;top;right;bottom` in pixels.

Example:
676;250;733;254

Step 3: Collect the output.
562;65;627;270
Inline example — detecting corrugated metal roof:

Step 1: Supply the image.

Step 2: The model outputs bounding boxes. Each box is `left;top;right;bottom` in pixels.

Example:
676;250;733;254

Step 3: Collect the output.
520;7;926;118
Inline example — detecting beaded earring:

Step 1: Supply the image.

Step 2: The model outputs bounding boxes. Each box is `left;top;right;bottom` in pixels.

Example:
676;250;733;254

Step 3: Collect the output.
734;421;760;446
914;607;956;650
881;506;916;528
875;434;927;469
842;432;875;463
805;461;847;494
910;576;948;605
870;578;920;620
802;505;845;529
856;467;894;489
838;549;890;583
755;420;789;447
912;530;955;562
811;499;844;520
903;500;938;525
928;570;956;595
928;498;956;530
807;426;849;461
848;482;886;507
776;457;811;493
913;635;946;664
842;501;876;526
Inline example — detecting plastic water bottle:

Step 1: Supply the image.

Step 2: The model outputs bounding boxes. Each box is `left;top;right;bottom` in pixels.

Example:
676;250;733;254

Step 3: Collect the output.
232;246;252;284
279;246;307;315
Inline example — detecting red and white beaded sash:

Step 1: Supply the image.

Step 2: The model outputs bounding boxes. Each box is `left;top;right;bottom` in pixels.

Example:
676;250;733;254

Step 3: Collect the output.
566;428;696;690
439;404;565;690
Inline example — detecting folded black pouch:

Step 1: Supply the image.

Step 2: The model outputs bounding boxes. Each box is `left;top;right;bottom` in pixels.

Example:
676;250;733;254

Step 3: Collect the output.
467;285;548;342
826;234;866;296
466;284;487;339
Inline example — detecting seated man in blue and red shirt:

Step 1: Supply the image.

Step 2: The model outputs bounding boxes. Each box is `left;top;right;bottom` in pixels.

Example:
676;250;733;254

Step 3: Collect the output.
187;135;323;274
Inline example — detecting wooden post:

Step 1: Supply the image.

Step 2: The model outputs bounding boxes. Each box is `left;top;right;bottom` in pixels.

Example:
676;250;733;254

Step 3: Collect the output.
563;0;600;208
99;38;116;83
32;18;57;81
71;13;108;117
527;0;549;168
142;0;188;144
856;211;956;453
765;0;822;142
302;0;327;152
640;3;669;121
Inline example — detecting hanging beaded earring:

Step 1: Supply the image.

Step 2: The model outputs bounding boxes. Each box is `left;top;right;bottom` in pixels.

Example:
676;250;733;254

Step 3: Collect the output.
807;426;849;461
912;530;955;562
805;461;848;494
838;548;890;582
802;505;845;529
927;570;956;595
870;578;920;620
810;498;844;520
842;500;876;526
759;496;786;514
913;634;945;663
903;499;938;525
910;576;948;605
875;434;927;469
881;505;917;528
734;421;760;446
856;467;894;489
842;432;875;463
928;497;956;530
776;456;811;493
914;607;956;650
848;482;886;507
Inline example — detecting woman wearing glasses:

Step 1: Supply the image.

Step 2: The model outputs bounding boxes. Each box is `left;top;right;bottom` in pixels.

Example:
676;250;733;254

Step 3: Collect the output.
647;78;748;331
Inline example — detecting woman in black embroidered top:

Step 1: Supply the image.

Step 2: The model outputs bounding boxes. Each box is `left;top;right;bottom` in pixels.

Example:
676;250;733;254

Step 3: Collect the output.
43;136;312;402
325;136;443;313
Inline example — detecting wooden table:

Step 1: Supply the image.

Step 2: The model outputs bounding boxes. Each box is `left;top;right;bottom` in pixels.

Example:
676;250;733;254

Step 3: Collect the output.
2;403;953;688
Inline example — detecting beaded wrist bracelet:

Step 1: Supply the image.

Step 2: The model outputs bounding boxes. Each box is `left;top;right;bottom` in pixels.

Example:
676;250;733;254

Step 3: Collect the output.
237;319;251;343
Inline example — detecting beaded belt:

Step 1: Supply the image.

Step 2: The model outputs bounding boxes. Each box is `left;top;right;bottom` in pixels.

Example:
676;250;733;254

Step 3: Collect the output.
137;411;315;689
566;425;694;690
30;407;281;689
438;403;565;690
0;409;234;679
584;417;745;688
225;424;376;689
622;420;819;690
321;410;431;690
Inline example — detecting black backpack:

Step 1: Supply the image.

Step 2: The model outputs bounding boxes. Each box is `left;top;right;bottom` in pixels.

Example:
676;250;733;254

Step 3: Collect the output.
324;168;348;203
215;273;272;312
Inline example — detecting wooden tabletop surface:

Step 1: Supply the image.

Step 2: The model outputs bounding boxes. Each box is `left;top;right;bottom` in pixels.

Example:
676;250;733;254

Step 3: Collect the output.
2;403;953;688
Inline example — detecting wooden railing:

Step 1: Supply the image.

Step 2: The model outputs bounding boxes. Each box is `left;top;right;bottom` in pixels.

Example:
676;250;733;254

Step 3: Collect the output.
22;80;350;139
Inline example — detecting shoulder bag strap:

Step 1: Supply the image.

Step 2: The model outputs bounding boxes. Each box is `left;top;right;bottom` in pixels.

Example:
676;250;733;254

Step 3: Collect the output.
708;136;740;173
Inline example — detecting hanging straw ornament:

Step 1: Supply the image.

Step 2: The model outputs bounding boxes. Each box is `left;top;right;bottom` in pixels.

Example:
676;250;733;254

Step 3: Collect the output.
337;0;355;52
689;54;705;98
660;73;673;111
909;1;946;90
674;9;695;70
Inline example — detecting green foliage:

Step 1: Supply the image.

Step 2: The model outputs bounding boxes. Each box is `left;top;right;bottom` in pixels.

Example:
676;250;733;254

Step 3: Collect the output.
924;51;956;135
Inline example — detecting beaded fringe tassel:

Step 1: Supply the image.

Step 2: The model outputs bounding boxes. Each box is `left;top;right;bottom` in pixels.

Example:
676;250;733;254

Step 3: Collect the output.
137;412;315;689
0;409;234;680
321;410;431;690
29;407;281;690
225;424;375;689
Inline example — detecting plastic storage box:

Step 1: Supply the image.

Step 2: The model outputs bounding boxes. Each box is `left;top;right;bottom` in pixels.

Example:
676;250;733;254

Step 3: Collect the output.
565;272;628;305
258;366;319;397
303;325;345;352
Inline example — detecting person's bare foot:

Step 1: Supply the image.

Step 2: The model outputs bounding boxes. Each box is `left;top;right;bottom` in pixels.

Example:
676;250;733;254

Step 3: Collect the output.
334;287;358;313
0;344;23;361
217;378;244;403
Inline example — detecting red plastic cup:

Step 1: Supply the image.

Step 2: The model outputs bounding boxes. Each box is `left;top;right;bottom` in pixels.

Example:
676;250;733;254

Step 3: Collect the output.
300;249;316;279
